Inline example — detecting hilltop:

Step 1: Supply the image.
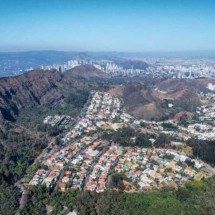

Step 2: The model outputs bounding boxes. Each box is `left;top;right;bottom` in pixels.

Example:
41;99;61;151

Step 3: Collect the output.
0;69;63;121
1;65;213;123
109;81;206;120
0;65;109;122
156;78;215;93
67;64;110;79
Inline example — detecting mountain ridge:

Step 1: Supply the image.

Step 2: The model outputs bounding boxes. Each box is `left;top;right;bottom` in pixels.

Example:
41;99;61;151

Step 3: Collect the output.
0;65;109;121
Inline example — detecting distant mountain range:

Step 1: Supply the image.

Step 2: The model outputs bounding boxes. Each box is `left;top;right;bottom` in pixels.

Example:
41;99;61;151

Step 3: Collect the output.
0;50;129;77
1;64;214;122
0;51;89;77
1;50;215;77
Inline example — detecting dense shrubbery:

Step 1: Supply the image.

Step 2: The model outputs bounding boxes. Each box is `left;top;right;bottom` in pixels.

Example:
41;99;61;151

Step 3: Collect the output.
0;123;47;185
154;133;171;148
65;90;89;108
161;122;178;130
19;176;215;215
109;173;126;191
178;116;189;127
36;124;64;137
0;122;48;214
187;138;215;165
16;89;89;131
0;185;20;215
102;126;152;148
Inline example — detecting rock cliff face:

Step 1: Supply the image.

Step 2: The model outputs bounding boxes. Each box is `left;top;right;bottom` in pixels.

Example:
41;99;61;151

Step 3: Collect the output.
0;69;64;121
0;65;109;122
0;64;211;122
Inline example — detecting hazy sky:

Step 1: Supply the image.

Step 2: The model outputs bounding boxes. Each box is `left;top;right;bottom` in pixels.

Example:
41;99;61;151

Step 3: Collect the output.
0;0;215;52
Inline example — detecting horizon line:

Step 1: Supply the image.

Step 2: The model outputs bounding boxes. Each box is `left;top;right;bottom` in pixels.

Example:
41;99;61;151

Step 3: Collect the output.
0;49;215;54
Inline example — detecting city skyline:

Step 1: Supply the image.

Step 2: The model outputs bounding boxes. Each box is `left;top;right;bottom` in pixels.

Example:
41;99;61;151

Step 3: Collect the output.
0;0;215;52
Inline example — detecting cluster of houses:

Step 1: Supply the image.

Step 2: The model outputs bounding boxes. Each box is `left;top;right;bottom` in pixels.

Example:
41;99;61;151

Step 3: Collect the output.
29;137;206;192
197;105;215;122
185;93;215;140
114;148;204;191
85;144;121;192
29;137;99;189
69;140;104;190
62;91;130;141
29;168;60;188
134;119;191;141
28;90;213;194
28;91;129;190
137;104;215;140
29;169;50;186
86;92;122;121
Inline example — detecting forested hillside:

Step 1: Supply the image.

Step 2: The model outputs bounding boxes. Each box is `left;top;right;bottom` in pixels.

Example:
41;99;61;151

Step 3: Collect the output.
19;176;215;215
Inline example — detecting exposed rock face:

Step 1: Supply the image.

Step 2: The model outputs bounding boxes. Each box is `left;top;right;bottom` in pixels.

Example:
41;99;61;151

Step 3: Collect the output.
0;64;212;122
0;65;109;122
0;69;64;121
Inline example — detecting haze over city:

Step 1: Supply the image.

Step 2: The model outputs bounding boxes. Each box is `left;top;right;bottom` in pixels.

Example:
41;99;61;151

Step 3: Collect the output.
1;0;215;52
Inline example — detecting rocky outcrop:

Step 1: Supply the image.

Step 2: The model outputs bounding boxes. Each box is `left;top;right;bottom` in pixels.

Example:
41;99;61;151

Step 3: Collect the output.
0;69;63;121
0;65;109;122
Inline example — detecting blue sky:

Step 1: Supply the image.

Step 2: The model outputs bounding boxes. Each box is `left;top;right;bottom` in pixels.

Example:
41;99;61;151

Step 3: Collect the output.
0;0;215;52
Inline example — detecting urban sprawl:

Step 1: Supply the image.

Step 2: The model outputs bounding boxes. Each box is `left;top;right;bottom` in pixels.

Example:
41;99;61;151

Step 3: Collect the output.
40;58;215;80
28;91;215;193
